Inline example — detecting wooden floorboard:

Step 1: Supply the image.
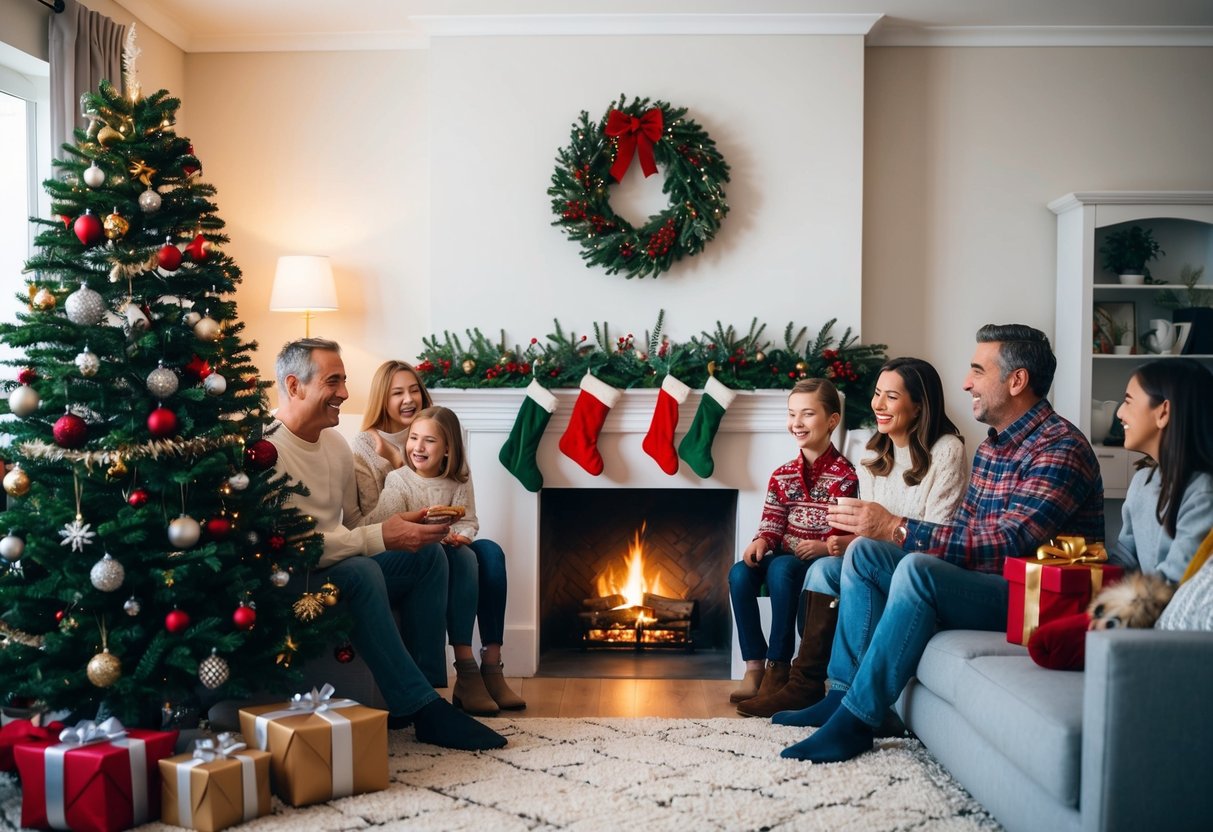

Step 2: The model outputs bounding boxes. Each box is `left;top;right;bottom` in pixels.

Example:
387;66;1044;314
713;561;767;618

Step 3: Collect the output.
440;677;748;719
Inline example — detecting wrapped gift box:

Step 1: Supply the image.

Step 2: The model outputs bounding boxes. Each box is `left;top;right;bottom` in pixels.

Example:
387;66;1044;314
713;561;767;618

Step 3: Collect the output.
159;734;271;832
237;684;387;807
1005;540;1123;645
13;718;177;832
0;718;63;773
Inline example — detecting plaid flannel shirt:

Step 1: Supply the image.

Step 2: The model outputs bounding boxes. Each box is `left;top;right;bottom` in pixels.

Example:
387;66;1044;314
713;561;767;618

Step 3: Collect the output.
902;399;1104;573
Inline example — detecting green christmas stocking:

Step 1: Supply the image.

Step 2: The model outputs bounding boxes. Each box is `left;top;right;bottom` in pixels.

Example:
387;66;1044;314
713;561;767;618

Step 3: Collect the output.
499;379;560;492
678;376;738;478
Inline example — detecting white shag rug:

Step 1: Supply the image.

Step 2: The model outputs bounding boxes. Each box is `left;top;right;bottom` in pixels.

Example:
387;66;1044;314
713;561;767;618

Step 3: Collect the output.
0;717;1001;831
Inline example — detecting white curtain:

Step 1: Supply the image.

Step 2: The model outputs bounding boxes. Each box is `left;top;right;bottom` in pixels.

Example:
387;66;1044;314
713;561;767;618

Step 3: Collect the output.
49;0;125;158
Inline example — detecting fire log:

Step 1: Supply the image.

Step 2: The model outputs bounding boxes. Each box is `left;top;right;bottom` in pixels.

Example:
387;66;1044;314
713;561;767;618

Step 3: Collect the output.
581;593;627;611
577;605;654;627
643;592;695;622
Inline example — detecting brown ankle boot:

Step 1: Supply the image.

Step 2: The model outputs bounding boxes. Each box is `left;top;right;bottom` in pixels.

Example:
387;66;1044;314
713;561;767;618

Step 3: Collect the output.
452;659;499;716
747;660;790;704
729;667;765;703
481;661;526;710
737;592;838;718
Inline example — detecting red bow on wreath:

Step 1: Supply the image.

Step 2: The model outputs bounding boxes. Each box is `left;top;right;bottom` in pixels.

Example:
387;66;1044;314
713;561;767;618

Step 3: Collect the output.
605;108;663;182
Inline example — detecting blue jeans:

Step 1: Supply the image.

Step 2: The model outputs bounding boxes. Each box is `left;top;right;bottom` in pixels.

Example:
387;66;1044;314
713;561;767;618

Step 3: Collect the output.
471;538;507;646
804;555;843;596
319;546;446;716
444;544;479;646
729;553;810;662
828;539;1009;727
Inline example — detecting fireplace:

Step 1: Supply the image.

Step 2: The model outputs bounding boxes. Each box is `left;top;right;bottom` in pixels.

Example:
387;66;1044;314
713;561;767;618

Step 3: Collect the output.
539;489;735;656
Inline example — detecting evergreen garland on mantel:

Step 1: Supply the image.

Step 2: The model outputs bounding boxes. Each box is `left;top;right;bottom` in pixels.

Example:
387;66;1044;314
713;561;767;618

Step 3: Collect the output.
415;314;888;429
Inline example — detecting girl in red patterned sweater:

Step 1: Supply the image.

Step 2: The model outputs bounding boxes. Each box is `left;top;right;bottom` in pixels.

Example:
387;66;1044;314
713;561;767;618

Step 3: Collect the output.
728;378;858;704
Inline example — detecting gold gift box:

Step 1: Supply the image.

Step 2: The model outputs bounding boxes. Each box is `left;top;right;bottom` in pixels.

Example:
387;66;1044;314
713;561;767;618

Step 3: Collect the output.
159;748;271;832
237;698;388;807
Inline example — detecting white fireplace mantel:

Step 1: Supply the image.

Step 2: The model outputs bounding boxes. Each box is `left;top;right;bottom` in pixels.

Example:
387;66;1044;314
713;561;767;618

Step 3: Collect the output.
425;387;850;678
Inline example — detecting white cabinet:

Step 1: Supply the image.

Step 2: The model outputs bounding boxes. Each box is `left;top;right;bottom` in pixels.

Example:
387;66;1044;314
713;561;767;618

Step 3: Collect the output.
1049;191;1213;500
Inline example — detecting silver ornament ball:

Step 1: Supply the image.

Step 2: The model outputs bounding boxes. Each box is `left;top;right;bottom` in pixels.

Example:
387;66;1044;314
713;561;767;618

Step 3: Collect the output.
228;472;250;491
138;188;162;213
64;284;106;326
203;373;227;396
89;553;125;592
123;596;141;616
146;364;179;398
0;534;24;562
83;162;105;188
198;651;230;690
182;310;202;327
75;348;101;377
8;385;40;417
270;568;290;587
168;514;201;548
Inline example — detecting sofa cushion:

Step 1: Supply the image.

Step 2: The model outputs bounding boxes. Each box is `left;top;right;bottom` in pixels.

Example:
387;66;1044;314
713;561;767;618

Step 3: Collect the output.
913;629;1027;705
952;654;1085;808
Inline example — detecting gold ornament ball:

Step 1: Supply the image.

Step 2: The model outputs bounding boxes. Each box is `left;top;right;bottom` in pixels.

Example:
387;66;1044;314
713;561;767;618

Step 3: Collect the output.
3;466;31;498
461;359;476;375
32;288;56;311
106;455;128;478
87;650;122;688
795;361;808;372
319;581;341;606
499;354;512;366
755;351;766;363
97;125;124;146
103;212;129;240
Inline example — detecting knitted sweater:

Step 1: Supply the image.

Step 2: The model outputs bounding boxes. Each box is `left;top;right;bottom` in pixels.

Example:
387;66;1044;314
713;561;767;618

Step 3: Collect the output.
854;434;968;524
267;422;385;568
1114;468;1213;582
754;444;858;552
350;427;410;516
364;466;480;540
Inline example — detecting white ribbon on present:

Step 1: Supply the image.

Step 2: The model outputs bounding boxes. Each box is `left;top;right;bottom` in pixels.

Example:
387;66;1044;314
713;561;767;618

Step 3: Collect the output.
251;684;356;799
176;733;260;827
43;717;147;830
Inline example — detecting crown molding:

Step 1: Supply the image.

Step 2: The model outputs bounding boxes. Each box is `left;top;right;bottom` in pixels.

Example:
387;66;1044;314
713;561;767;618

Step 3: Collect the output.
869;25;1213;48
186;31;430;53
1049;191;1213;215
114;0;192;52
411;13;882;39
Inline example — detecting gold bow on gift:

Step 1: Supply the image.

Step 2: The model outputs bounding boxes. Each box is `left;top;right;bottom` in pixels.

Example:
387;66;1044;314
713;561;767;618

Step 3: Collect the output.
1019;537;1109;645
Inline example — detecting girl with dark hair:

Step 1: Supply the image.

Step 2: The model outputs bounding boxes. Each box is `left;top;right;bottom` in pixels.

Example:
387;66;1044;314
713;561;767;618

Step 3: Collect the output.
1113;358;1213;581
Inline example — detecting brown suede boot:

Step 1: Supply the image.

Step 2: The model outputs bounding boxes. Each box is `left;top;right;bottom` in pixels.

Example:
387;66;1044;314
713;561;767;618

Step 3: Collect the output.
729;667;765;703
481;661;526;710
452;658;499;716
748;660;790;703
737;592;838;718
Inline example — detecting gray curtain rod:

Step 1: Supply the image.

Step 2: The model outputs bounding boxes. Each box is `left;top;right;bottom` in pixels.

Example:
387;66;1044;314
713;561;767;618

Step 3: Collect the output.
37;0;66;12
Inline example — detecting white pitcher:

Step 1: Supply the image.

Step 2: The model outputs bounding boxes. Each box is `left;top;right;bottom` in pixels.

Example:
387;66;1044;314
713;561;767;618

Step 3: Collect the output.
1090;399;1119;444
1145;319;1176;354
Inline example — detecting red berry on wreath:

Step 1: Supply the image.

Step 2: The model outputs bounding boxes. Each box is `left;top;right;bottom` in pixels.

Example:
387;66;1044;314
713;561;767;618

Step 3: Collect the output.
157;238;183;271
55;610;66;623
232;603;256;630
73;210;103;246
53;412;88;448
128;487;150;508
148;406;178;438
245;439;278;470
165;609;191;634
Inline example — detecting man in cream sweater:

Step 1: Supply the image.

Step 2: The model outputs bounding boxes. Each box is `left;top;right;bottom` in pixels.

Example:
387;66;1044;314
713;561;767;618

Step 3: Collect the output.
269;338;505;750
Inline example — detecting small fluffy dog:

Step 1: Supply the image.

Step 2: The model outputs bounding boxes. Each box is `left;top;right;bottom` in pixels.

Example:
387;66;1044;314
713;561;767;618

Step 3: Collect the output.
1087;572;1176;630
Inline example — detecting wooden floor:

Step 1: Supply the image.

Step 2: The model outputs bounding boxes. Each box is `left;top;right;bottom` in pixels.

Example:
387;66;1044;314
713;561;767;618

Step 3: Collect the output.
438;677;745;719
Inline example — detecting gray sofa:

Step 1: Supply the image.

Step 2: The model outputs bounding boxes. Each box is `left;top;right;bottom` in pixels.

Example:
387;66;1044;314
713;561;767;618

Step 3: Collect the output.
895;628;1213;832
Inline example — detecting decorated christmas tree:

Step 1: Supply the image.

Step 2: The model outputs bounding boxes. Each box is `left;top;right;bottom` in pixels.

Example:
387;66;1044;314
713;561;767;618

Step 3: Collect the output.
0;35;337;728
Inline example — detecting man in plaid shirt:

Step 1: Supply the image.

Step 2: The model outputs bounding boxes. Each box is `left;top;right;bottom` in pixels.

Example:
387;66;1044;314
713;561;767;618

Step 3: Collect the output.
776;323;1104;763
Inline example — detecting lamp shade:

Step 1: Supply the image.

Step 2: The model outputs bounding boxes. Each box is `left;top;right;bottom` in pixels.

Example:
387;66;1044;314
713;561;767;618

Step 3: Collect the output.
269;255;338;312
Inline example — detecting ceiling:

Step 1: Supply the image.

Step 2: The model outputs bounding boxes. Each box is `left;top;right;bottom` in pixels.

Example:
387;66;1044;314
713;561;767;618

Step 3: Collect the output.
113;0;1213;52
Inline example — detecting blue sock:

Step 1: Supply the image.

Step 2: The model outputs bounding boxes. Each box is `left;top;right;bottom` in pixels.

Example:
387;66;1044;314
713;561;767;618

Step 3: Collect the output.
780;705;874;762
772;688;844;727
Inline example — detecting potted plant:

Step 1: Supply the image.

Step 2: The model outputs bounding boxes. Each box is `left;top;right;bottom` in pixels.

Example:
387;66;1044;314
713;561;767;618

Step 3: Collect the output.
1155;264;1213;354
1099;225;1164;284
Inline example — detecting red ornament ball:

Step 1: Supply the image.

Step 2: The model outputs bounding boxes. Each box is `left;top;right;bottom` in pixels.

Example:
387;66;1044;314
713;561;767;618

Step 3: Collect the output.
334;643;356;664
127;487;150;508
54;610;66;623
147;406;178;438
157;241;183;271
232;604;256;631
205;517;232;539
267;534;286;552
73;211;103;246
245;439;278;471
16;368;37;385
165;609;191;634
184;233;210;262
53;412;88;448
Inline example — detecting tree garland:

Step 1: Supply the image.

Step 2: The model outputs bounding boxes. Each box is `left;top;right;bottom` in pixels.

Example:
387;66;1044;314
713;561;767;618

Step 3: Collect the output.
415;314;888;430
548;95;730;279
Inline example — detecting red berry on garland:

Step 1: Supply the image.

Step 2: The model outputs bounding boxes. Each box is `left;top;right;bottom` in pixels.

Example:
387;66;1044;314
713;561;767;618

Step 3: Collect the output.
205;516;232;539
147;406;178;438
157;238;183;271
73;210;103;246
55;610;66;623
183;355;212;381
53;412;88;448
165;609;191;634
17;368;37;385
245;439;278;471
334;642;356;664
127;487;150;508
232;603;256;631
184;233;210;262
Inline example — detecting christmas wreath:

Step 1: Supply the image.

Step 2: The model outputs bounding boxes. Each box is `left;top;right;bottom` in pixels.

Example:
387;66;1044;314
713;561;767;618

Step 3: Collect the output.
548;95;731;279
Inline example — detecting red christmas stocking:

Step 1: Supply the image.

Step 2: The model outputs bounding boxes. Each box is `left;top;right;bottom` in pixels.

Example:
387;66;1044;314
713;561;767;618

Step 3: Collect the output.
558;374;622;475
642;374;691;475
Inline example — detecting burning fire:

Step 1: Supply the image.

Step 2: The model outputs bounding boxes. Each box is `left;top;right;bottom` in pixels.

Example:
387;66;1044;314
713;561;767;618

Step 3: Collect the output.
595;523;663;610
